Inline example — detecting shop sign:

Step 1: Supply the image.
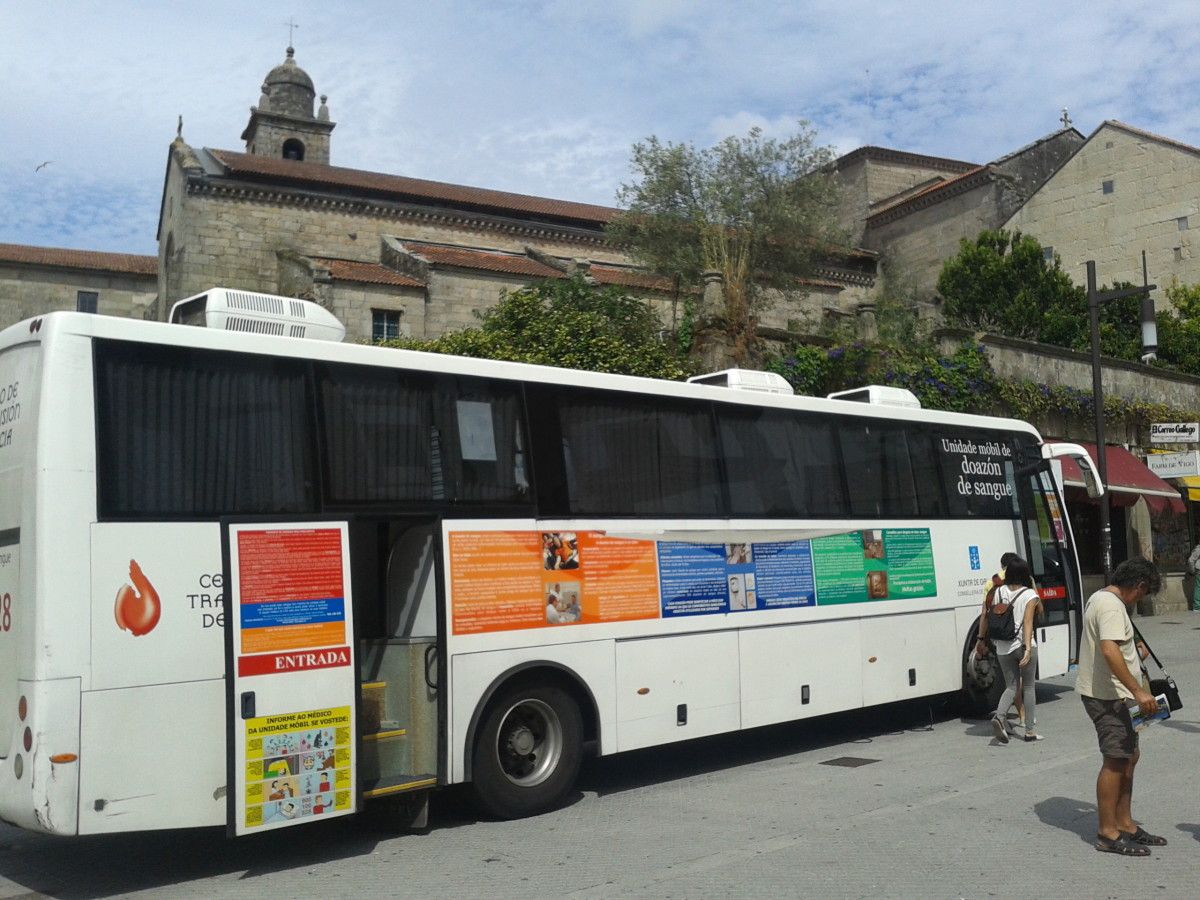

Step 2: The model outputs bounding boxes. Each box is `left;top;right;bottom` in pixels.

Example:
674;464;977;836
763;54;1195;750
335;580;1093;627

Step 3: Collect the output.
1146;450;1200;479
1150;422;1199;444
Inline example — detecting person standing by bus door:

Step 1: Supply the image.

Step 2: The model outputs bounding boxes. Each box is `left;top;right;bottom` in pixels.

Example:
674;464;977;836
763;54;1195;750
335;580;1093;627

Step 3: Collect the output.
1076;557;1165;856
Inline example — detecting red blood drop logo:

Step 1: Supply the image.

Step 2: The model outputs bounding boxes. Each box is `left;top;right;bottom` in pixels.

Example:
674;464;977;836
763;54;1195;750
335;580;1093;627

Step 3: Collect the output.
114;560;161;636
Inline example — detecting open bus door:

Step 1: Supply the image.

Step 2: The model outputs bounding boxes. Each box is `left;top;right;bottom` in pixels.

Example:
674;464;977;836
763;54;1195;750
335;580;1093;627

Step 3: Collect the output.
222;521;359;837
350;517;440;827
1040;442;1103;667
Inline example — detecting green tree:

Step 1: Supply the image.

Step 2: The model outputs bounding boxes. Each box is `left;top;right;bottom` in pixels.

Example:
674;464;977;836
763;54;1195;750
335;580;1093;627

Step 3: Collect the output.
607;124;846;361
380;275;690;380
937;230;1084;340
938;229;1145;358
1155;279;1200;375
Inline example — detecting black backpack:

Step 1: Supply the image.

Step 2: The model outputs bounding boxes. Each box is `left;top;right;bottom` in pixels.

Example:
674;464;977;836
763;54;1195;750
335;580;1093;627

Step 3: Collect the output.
985;581;1019;641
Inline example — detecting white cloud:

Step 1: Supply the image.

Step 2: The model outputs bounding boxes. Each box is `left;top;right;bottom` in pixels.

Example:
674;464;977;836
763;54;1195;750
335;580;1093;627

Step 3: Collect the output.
1;0;1198;253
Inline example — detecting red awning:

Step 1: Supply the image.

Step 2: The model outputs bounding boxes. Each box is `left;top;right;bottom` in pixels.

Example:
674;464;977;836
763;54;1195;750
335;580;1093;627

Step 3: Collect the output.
1058;442;1186;514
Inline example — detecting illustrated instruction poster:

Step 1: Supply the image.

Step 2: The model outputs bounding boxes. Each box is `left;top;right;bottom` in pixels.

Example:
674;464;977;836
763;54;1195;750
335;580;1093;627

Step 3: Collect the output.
243;707;353;830
449;528;937;634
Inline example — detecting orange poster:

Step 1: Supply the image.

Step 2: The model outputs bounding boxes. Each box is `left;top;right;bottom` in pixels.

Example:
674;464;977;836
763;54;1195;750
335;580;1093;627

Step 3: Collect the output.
450;530;661;635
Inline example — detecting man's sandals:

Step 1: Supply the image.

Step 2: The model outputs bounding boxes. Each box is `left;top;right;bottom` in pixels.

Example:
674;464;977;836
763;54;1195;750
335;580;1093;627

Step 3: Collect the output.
1095;827;1168;856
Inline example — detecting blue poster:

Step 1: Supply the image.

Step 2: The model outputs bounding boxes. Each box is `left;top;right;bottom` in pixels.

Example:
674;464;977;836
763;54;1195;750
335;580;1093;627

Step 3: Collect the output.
750;541;815;608
657;542;729;617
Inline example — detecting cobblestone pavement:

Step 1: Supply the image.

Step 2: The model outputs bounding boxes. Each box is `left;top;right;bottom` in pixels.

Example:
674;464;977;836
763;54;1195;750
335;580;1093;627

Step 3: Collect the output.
2;614;1197;899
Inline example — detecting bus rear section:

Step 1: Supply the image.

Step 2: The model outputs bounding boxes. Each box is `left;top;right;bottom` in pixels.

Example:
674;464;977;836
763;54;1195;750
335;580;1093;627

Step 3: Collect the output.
0;336;79;834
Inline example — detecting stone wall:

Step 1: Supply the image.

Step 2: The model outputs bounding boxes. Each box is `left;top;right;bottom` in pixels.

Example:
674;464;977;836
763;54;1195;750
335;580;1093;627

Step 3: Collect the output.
865;180;1003;299
1006;124;1200;307
0;264;156;326
331;283;426;343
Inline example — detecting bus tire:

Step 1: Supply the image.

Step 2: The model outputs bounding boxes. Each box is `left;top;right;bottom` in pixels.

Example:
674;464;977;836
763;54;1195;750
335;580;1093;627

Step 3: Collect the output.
961;630;1005;718
470;680;583;820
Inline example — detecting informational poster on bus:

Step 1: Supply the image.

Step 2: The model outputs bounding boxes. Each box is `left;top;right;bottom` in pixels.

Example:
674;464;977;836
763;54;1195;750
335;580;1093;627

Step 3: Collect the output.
225;522;357;836
242;706;353;830
235;528;348;657
449;530;660;634
449;527;937;634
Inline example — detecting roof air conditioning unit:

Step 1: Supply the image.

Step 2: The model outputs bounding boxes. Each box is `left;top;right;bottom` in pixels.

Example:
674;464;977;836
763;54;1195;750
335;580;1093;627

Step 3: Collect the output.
687;368;794;395
826;385;921;409
168;288;346;342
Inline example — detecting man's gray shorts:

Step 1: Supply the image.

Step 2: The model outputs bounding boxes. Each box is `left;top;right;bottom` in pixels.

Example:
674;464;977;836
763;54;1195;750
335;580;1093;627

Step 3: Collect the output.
1082;695;1138;759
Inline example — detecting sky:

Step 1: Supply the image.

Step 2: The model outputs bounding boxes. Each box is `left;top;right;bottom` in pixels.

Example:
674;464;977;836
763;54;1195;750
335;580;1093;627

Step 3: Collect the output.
2;1;1198;256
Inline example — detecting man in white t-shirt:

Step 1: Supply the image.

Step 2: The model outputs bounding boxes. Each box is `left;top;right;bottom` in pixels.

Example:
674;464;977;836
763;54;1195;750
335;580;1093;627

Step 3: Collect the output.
1076;557;1162;857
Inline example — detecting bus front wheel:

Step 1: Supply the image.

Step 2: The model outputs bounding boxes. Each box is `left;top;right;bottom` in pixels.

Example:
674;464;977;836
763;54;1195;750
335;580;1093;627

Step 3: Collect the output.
470;680;583;819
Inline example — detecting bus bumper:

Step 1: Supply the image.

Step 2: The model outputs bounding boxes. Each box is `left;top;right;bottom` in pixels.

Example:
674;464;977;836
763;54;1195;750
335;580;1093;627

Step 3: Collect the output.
0;678;81;835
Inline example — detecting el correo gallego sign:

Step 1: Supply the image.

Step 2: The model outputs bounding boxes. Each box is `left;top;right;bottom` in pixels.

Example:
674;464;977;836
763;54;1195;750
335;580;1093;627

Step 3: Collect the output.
1150;422;1200;444
1146;450;1200;479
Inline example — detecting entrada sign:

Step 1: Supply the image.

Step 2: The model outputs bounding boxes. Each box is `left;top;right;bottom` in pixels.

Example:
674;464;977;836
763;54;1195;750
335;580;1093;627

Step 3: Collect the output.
1150;422;1199;444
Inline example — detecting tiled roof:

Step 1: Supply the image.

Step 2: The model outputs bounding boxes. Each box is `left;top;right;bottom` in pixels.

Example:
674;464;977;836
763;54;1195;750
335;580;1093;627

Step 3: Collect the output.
866;166;992;225
0;242;157;276
208;150;619;228
401;243;566;279
588;266;677;292
312;257;424;288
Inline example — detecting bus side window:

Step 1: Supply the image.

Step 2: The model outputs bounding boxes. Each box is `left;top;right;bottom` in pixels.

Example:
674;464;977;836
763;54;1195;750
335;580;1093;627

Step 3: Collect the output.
554;388;722;517
716;406;847;517
94;340;317;518
838;420;920;518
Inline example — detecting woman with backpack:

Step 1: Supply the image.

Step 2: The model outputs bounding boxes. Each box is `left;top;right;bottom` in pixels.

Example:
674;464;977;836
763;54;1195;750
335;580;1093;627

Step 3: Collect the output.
982;557;1044;744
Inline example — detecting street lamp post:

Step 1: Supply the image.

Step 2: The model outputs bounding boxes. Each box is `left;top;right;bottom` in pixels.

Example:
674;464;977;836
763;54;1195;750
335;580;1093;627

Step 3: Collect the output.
1086;251;1157;579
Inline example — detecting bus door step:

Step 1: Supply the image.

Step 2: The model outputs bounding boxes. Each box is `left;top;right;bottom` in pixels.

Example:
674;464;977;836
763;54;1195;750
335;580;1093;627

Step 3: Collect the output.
362;773;438;800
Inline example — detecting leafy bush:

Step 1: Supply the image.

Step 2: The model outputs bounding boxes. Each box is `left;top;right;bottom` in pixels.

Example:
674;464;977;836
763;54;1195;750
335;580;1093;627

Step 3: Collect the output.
379;275;692;381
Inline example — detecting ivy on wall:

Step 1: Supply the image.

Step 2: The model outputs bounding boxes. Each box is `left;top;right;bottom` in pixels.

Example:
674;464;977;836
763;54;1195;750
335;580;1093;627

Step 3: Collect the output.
767;340;1200;430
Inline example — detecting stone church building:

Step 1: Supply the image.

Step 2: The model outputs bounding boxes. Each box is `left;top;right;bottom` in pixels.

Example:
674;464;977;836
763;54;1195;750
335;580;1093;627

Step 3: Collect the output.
149;46;878;343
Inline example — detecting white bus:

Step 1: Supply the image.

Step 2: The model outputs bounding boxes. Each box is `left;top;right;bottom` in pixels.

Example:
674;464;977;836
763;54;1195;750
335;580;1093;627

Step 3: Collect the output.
0;297;1101;836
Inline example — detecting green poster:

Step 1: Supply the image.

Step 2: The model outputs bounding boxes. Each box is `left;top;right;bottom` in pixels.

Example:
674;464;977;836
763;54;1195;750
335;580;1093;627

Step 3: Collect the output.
812;528;936;605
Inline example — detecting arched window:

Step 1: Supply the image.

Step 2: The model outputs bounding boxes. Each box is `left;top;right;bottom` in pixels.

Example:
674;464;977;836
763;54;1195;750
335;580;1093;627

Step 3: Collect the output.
282;138;306;161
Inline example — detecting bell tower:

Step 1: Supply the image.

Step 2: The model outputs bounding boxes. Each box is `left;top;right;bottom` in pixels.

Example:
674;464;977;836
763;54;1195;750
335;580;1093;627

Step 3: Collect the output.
240;46;335;164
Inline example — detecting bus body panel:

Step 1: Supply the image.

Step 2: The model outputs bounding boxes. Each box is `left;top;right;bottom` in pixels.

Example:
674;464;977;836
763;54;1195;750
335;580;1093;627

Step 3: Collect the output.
739;619;864;728
614;630;742;752
1036;622;1069;675
78;679;226;833
89;523;225;690
861;609;959;704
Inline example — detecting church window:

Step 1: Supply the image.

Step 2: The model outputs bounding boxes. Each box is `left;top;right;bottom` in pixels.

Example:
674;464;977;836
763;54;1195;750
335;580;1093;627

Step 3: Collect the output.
1042;246;1054;263
77;291;99;314
372;310;402;341
1178;216;1189;231
1102;180;1114;194
282;138;306;161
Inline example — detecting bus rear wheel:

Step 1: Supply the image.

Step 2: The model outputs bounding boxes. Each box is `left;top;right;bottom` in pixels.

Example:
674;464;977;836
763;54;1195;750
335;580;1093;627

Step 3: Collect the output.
961;632;1006;718
470;681;582;819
